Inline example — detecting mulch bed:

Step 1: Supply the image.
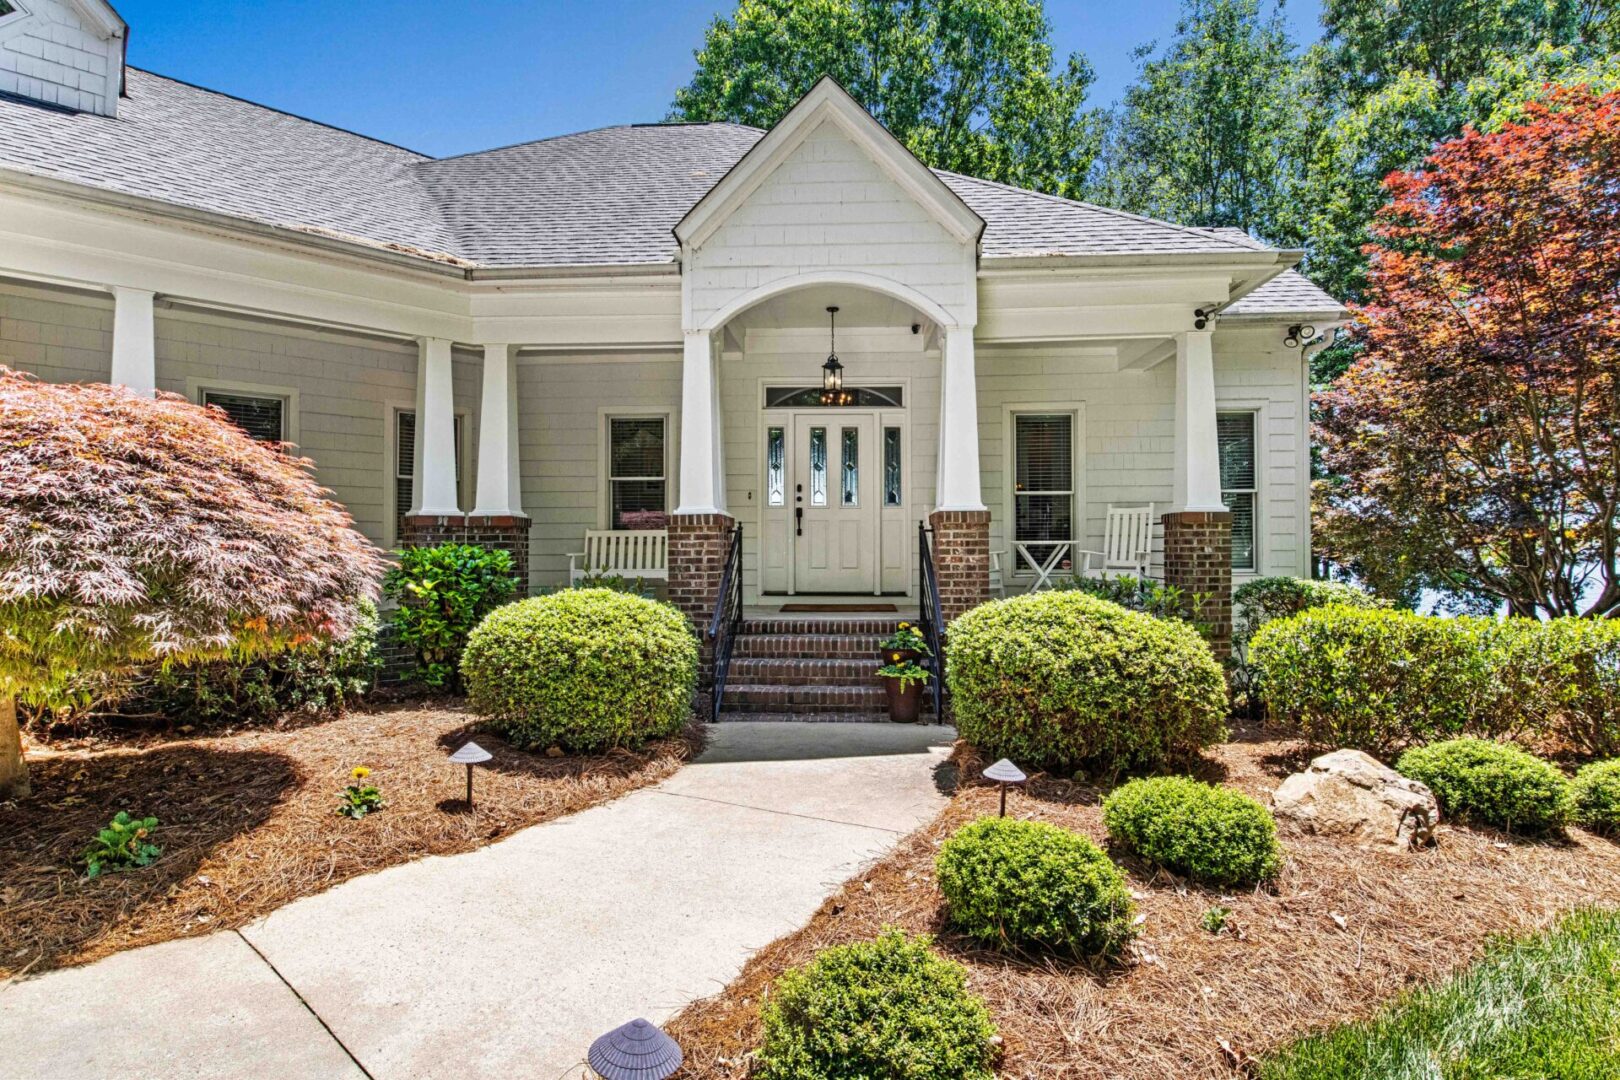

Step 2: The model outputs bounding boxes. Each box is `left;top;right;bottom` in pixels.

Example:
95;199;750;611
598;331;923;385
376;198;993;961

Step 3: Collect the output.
0;704;701;981
665;729;1620;1079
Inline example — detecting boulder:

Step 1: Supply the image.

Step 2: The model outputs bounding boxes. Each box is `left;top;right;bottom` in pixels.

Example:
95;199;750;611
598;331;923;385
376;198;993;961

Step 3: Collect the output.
1273;749;1439;849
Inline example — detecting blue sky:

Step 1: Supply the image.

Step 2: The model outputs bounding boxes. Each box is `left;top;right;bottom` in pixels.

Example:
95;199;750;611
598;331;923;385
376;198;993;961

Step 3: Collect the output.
118;0;1323;157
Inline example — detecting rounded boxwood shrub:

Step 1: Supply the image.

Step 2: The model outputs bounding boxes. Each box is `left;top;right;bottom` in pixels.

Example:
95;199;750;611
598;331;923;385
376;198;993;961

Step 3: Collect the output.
1250;607;1501;754
461;588;697;752
1571;760;1620;836
1102;776;1282;888
946;591;1227;774
758;929;997;1080
936;817;1135;957
1492;617;1620;758
1396;738;1574;836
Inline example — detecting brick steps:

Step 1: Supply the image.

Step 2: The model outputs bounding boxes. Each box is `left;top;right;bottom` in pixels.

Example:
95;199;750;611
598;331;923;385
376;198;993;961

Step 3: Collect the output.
717;616;903;720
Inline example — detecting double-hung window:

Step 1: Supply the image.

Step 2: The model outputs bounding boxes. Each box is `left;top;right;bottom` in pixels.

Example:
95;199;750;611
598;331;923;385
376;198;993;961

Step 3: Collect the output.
1217;411;1258;572
608;416;667;530
1012;413;1074;572
394;409;465;542
202;389;287;444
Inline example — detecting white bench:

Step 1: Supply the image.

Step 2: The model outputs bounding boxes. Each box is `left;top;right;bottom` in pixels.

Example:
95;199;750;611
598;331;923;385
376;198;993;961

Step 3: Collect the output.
568;529;669;584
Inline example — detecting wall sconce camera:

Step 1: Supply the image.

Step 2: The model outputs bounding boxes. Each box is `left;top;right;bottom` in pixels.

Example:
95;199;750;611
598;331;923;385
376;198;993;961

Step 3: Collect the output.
1283;323;1318;349
1194;307;1213;330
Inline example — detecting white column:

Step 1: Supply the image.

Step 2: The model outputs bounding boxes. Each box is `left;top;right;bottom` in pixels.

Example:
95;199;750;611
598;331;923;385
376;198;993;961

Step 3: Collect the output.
109;287;156;394
1172;329;1227;512
472;343;524;517
412;336;461;516
935;324;985;511
675;328;725;515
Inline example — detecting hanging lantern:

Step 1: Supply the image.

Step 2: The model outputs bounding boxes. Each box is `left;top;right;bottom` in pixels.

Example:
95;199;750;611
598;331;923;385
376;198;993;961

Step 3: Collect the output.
820;305;849;406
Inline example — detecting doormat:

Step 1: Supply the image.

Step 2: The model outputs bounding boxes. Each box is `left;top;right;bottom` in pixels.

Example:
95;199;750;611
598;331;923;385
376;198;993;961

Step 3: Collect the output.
779;603;900;613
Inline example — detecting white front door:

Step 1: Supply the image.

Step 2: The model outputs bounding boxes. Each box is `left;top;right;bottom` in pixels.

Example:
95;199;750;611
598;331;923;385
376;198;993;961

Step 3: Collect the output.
792;412;876;593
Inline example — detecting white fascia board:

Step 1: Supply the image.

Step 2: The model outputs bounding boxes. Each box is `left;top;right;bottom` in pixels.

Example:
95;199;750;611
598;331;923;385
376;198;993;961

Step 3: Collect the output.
673;76;985;252
67;0;126;39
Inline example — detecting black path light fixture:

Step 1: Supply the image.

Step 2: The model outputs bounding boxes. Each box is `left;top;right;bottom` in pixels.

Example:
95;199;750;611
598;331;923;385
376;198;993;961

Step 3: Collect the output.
820;305;853;406
448;739;493;808
587;1018;683;1080
983;758;1027;817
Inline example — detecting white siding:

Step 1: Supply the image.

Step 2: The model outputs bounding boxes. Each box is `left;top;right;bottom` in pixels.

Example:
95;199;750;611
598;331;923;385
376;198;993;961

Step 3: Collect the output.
686;120;975;329
0;0;122;116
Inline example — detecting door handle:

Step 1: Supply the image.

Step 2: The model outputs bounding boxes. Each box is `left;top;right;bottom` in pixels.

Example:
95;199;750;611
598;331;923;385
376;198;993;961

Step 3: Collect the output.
795;506;803;537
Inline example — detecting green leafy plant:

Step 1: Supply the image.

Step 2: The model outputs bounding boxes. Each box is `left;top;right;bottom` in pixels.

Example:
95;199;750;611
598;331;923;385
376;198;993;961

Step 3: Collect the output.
1250;607;1502;754
336;765;384;819
569;569;651;596
1103;776;1282;888
461;589;697;753
879;621;930;655
383;544;516;691
946;591;1227;774
1491;617;1620;757
936;817;1135;958
1202;905;1232;934
1229;577;1386;710
1573;760;1620;837
1396;739;1574;836
758;929;998;1080
876;659;931;691
1058;574;1214;637
82;812;162;878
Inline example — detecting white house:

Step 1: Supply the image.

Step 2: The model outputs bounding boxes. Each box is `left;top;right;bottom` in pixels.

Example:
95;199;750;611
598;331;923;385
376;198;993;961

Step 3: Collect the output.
0;1;1342;686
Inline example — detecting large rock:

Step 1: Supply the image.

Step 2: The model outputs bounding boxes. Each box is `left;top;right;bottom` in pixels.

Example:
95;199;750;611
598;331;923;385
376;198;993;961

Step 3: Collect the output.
1273;749;1439;849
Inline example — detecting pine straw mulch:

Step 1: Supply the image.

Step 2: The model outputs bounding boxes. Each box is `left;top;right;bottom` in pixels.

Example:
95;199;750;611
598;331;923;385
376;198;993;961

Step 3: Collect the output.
666;729;1620;1079
0;703;702;982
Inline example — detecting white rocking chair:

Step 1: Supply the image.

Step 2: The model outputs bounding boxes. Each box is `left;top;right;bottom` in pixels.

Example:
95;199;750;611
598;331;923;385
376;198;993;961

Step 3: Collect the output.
1076;504;1155;581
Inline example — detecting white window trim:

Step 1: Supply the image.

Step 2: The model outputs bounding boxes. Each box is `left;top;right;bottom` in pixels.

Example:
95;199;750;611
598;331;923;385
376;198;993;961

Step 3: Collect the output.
384;401;470;550
1216;401;1266;578
0;2;32;39
597;407;678;531
1002;403;1085;580
187;378;299;445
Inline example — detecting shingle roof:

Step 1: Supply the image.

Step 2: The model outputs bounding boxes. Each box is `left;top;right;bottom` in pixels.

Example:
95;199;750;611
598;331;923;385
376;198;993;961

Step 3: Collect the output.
0;68;1289;271
1225;269;1345;317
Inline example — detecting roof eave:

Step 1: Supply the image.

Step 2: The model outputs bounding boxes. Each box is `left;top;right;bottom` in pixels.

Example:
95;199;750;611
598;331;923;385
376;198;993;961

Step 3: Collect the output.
978;249;1298;273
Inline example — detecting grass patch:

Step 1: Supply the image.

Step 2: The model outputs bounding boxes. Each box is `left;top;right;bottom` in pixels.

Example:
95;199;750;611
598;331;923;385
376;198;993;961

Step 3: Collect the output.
1260;908;1620;1080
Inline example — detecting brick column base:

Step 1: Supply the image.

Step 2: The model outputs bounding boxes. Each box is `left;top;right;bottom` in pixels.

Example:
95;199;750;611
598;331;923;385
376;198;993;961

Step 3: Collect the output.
400;514;530;597
668;513;735;702
1161;510;1233;658
928;509;991;625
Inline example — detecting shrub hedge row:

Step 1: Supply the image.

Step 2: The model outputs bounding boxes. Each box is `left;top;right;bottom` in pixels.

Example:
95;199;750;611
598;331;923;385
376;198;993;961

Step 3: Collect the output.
1251;607;1620;757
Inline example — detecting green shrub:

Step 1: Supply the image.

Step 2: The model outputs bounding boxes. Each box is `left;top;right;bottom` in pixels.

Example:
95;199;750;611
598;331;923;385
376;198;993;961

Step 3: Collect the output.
758;929;997;1080
1057;574;1212;635
935;817;1135;957
383;544;516;691
461;589;697;752
1492;617;1620;757
1396;738;1574;836
1102;776;1282;888
946;591;1227;774
1572;760;1620;836
1250;607;1502;754
93;600;379;727
82;812;161;878
1232;576;1386;651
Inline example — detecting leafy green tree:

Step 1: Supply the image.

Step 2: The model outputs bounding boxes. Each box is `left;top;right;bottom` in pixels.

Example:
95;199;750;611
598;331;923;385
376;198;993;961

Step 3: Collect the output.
670;0;1102;198
1096;0;1306;236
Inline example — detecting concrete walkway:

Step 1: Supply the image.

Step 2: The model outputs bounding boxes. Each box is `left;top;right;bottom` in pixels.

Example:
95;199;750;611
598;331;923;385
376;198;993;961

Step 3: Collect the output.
0;722;954;1080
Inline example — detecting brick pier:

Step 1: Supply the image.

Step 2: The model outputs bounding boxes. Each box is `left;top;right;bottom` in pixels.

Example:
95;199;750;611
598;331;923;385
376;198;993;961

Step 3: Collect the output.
1161;510;1233;657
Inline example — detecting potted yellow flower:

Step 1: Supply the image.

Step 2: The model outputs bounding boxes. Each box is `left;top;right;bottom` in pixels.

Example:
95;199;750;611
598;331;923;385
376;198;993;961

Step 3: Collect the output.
877;622;932;723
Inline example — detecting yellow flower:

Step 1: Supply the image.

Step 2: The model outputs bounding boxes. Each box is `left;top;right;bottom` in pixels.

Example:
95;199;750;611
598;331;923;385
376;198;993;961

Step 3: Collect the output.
352;766;371;780
898;622;910;630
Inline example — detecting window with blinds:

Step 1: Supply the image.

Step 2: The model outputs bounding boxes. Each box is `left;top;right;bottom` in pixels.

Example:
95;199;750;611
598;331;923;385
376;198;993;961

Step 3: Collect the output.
395;410;465;542
1013;413;1074;571
608;416;667;529
203;390;286;444
1218;411;1258;572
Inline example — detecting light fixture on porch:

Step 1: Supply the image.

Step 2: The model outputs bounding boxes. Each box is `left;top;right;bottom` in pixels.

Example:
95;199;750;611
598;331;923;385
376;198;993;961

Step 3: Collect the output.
1283;323;1318;349
820;305;853;406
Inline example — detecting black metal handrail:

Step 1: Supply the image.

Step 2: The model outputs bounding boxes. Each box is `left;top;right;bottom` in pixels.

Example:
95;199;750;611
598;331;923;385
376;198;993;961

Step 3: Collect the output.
708;523;744;719
918;522;945;723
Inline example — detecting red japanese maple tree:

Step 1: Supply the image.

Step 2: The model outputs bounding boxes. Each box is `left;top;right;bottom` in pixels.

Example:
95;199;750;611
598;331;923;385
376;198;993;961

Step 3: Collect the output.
0;369;386;797
1316;88;1620;616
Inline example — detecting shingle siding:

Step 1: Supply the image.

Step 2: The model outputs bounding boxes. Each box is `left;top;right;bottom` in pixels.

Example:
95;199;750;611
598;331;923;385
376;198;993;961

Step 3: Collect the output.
0;0;121;117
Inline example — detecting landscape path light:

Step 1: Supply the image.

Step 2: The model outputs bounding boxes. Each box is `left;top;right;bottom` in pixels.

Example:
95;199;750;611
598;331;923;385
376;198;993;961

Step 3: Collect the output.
447;739;492;808
587;1017;682;1080
983;758;1027;817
